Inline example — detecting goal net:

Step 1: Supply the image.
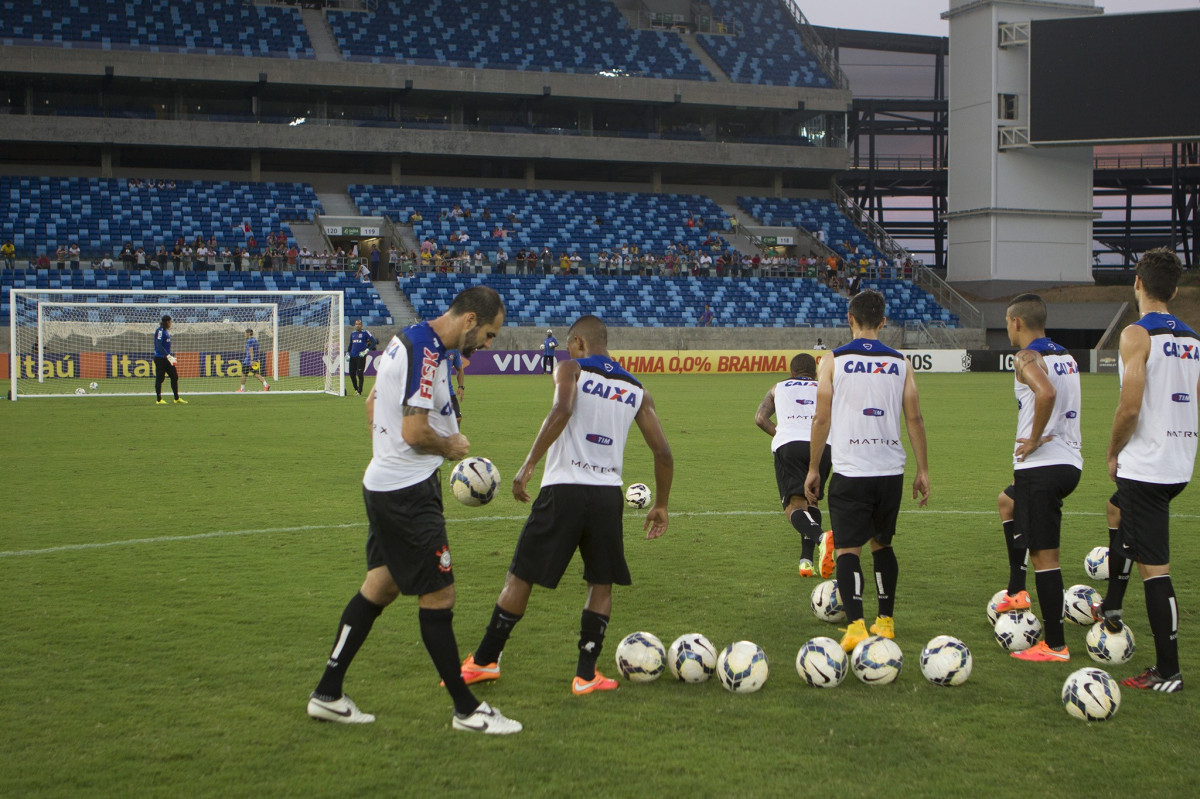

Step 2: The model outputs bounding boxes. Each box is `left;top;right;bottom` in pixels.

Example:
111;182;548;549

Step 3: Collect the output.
8;289;344;398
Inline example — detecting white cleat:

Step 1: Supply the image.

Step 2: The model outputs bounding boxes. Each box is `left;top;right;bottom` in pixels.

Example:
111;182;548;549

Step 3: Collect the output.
451;701;522;735
306;693;375;724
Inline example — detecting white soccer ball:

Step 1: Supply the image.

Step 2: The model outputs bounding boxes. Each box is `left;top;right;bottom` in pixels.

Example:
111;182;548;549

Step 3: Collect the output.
625;482;652;509
716;640;769;693
1085;546;1110;581
993;610;1042;652
919;635;973;687
667;633;717;683
1062;667;1121;721
74;387;86;395
449;456;500;506
1085;621;1136;664
986;589;1009;626
1064;584;1101;626
615;631;666;682
810;579;846;623
796;636;849;688
88;381;99;390
851;636;904;685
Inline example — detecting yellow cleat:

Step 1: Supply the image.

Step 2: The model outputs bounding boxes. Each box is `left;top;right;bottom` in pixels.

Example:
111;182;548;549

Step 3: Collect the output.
173;398;188;404
839;618;869;653
870;616;895;639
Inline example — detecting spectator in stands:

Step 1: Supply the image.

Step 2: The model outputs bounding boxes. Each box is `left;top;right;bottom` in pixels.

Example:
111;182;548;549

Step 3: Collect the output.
410;210;423;223
481;208;491;222
368;245;380;279
421;237;435;257
120;242;135;269
2;240;15;269
699;251;712;277
55;245;67;269
687;214;696;229
135;247;147;268
492;225;505;239
37;252;51;269
99;254;114;270
698;304;715;327
847;273;862;297
220;245;233;270
598;251;609;275
154;245;168;268
356;260;371;282
495;248;509;272
729;215;739;234
449;231;461;244
559;252;571;275
449;204;463;220
387;246;399;277
195;244;209;271
814;338;827;350
262;248;274;271
570;251;582;273
68;242;80;269
473;250;484;274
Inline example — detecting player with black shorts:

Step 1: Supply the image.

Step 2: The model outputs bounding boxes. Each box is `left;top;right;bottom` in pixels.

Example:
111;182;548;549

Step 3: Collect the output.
346;319;378;396
1095;249;1199;692
804;290;930;652
306;285;522;733
237;328;270;392
755;353;831;577
153;314;185;405
462;314;673;695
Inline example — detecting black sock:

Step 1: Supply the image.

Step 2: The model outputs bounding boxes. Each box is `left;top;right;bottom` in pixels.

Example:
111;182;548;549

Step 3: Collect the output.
576;609;610;680
418;607;478;716
1002;520;1027;594
835;553;864;622
810;506;822;529
872;547;898;618
473;604;523;667
789;509;817;561
314;592;383;699
1103;527;1132;613
1034;568;1066;649
1144;575;1180;676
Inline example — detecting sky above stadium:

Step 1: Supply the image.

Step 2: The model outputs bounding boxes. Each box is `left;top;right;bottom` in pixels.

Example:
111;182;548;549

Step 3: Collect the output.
804;0;1199;37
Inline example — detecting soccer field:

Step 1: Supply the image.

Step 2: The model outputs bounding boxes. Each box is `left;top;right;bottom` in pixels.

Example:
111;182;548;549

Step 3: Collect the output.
2;372;1197;796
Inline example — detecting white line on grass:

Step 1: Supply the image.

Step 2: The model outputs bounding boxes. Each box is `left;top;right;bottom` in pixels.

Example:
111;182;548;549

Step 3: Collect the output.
5;508;1199;559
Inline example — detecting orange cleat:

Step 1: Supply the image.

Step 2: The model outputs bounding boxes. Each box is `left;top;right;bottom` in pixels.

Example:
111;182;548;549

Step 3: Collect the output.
571;670;619;695
1010;641;1070;662
994;590;1031;613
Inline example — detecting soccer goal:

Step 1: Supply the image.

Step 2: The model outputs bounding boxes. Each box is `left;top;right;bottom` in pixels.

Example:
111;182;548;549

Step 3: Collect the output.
8;289;344;399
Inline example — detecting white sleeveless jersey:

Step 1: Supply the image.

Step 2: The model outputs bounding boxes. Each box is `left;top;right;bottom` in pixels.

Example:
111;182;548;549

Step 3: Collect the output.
541;355;643;488
830;339;907;477
363;322;458;491
770;377;818;452
1013;338;1083;471
1117;313;1200;484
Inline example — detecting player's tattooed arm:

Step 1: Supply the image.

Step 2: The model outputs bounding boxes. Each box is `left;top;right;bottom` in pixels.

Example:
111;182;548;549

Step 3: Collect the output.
401;404;430;416
1013;349;1040;383
754;388;776;435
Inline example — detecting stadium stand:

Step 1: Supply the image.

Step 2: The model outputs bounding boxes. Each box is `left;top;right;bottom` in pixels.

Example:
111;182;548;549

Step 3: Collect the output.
401;273;957;328
327;0;713;81
0;178;323;258
0;0;313;58
0;268;390;327
697;0;833;87
738;196;888;266
350;185;728;258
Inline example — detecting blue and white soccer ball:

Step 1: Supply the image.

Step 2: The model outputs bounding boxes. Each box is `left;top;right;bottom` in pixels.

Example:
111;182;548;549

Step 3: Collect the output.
624;482;652;509
919;635;973;687
667;633;717;683
1085;621;1136;664
1064;584;1101;626
810;579;846;623
1062;667;1121;721
993;610;1042;652
615;631;666;682
74;387;86;395
851;636;903;685
986;589;1009;626
89;381;99;390
449;457;499;506
796;636;849;688
716;640;769;693
1084;546;1110;581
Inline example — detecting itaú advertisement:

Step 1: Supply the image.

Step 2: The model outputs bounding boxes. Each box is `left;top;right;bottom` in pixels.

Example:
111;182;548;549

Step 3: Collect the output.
3;352;294;379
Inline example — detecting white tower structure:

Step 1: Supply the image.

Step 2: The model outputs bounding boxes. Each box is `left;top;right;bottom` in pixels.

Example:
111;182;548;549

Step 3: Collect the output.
944;0;1100;293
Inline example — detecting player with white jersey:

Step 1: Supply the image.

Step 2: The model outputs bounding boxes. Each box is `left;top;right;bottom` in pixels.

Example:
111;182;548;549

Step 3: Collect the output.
755;353;832;576
1095;249;1199;692
805;290;930;652
307;285;523;734
464;315;674;695
1001;294;1083;663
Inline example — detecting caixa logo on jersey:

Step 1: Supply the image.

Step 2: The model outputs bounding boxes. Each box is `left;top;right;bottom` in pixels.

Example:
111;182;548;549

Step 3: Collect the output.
1163;341;1200;360
585;433;614;446
1053;360;1079;375
1172;393;1191;403
581;378;638;406
843;361;900;375
862;408;886;417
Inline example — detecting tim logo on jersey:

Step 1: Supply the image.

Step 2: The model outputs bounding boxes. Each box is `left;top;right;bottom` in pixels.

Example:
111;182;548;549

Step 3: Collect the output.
843;360;900;375
1163;341;1200;360
581;378;638;406
586;433;614;446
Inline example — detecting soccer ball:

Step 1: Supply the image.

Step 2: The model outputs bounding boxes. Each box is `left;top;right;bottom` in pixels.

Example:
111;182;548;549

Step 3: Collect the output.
1084;546;1110;581
1085;621;1136;664
74;387;86;395
88;381;99;390
1062;667;1121;721
449;457;500;506
810;579;846;623
625;482;652;509
986;589;1008;626
993;611;1042;651
716;640;769;693
919;635;973;687
667;633;717;683
1064;584;1101;626
615;632;666;682
851;636;903;685
796;636;849;688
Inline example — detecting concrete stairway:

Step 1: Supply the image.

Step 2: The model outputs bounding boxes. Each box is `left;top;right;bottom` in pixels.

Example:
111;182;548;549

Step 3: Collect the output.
372;280;420;327
679;32;730;82
289;220;328;254
300;7;343;62
316;191;359;216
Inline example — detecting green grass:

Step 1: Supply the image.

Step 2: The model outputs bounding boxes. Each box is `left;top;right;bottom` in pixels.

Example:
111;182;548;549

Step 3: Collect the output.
2;373;1198;796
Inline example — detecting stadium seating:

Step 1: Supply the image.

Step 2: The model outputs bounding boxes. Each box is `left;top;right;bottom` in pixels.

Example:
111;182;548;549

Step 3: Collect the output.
0;0;313;58
0;268;389;327
738;196;887;266
350;185;727;258
327;0;712;81
0;178;323;257
697;0;833;88
401;273;957;328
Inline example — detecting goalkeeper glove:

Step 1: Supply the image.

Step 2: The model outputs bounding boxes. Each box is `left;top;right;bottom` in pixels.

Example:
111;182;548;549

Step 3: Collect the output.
166;355;177;366
251;361;260;371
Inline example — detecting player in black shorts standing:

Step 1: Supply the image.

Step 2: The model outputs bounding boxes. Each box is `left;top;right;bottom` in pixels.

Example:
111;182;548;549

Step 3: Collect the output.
755;353;831;576
461;315;673;695
153;314;186;405
306;285;521;733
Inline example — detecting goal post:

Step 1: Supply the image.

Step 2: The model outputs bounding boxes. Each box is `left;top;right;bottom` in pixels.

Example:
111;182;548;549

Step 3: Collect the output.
8;288;345;399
